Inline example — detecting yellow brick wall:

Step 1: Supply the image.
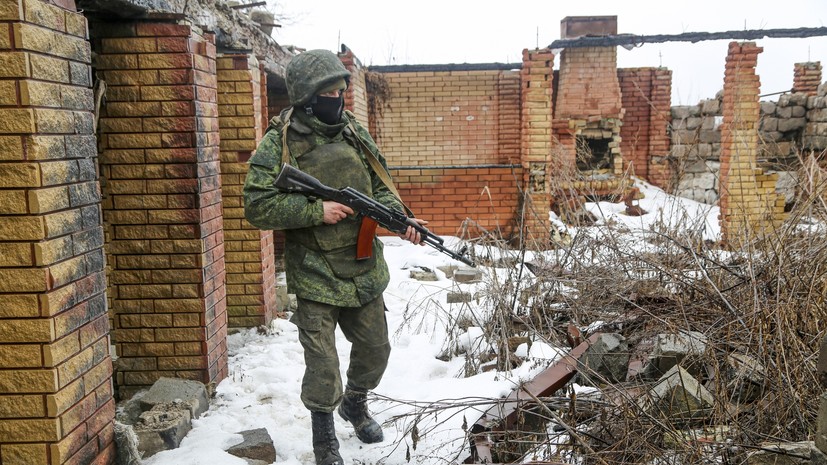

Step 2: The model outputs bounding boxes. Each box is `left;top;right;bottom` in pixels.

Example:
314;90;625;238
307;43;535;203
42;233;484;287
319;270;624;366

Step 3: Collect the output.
371;67;521;167
0;1;116;464
217;53;278;329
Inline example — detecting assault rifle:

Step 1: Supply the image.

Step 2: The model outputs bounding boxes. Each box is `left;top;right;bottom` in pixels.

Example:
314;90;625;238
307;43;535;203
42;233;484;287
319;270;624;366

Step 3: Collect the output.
274;163;476;267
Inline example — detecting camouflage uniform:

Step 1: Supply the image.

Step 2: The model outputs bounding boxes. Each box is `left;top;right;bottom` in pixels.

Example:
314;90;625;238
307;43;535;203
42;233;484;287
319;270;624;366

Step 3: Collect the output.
243;50;401;414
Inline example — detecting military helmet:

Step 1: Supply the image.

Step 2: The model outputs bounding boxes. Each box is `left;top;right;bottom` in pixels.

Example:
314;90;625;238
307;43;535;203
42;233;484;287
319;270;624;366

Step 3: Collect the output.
285;49;351;107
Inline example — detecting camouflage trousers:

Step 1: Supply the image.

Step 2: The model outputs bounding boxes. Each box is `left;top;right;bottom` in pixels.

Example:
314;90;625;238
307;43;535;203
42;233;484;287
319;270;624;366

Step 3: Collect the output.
291;295;391;413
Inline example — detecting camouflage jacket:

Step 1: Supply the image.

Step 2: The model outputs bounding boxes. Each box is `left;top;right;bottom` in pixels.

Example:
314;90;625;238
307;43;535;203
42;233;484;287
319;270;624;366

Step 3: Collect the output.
243;109;403;307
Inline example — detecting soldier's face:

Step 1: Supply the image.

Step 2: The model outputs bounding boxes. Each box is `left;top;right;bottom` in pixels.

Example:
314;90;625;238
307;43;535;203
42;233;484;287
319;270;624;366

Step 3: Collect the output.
318;89;342;98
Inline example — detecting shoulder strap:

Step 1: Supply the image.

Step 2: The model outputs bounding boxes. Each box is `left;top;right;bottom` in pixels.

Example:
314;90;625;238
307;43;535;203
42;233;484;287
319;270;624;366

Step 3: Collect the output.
344;112;414;217
280;107;295;165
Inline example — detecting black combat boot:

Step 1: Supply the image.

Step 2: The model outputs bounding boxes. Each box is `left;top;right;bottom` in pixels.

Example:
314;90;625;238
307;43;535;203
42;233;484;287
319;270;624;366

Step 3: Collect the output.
337;385;384;443
311;411;344;465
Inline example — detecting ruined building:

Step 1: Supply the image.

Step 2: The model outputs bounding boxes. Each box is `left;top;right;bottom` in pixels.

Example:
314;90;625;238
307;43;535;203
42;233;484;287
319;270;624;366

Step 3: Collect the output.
0;1;825;463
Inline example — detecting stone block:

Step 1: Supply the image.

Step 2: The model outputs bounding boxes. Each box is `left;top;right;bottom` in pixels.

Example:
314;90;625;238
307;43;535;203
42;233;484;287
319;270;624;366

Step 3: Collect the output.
578;333;630;384
672;105;699;119
138;376;209;419
226;428;276;463
453;268;482;283
760;101;777;115
446;292;472;304
409;268;438;281
133;403;192;458
640;365;714;420
644;330;707;378
746;441;814;465
778;118;806;133
817;392;827;453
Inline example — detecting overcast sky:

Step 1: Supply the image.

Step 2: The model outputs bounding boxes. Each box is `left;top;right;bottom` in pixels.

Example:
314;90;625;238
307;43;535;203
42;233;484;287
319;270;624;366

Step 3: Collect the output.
266;0;827;105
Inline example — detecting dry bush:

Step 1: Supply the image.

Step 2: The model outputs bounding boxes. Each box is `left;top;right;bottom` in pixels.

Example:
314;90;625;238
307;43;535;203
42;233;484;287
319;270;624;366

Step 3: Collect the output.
449;157;827;464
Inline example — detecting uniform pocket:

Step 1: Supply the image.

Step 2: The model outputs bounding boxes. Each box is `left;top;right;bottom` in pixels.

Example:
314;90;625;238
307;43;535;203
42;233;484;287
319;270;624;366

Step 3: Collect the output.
290;309;322;331
321;245;376;279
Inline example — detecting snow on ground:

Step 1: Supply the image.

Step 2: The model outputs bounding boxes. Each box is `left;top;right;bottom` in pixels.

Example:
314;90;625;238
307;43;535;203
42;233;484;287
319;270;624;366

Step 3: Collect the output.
142;179;723;465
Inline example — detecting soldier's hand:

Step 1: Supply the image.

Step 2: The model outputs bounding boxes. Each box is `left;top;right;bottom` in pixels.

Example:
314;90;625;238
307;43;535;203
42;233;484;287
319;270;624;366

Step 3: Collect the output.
401;218;428;245
322;201;354;224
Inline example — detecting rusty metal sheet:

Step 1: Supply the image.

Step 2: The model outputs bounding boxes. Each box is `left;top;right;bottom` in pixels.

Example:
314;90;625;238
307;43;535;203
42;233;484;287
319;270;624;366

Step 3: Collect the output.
465;333;601;464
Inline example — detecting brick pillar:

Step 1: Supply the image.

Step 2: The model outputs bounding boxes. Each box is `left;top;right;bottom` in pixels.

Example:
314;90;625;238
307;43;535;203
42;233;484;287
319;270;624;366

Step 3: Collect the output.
793;62;822;96
216;53;277;329
647;68;673;189
520;48;554;244
94;21;227;398
0;1;115;464
339;47;369;124
719;42;785;246
618;68;653;179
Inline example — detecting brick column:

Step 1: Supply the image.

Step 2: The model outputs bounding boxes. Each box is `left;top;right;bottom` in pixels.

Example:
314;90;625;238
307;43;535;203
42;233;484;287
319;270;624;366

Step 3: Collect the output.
719;42;785;246
216;53;277;329
520;48;554;244
94;21;227;398
339;46;369;124
0;1;115;464
647;68;673;189
793;62;822;96
618;68;653;179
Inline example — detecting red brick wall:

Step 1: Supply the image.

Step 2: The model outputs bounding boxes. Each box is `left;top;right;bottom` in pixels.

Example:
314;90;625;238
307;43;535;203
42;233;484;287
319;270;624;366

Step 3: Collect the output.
647;68;673;189
390;166;524;237
217;54;277;329
0;0;115;463
619;68;654;179
556;46;622;120
95;21;227;399
364;64;523;237
618;67;672;187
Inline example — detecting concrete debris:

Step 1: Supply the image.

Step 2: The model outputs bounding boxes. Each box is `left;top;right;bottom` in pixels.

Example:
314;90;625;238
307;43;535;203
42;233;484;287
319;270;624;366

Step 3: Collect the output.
447;291;473;303
817;392;827;453
662;425;732;449
725;353;766;403
453;267;483;283
114;421;142;465
76;0;292;76
409;267;439;281
133;401;193;458
643;330;707;378
436;265;459;279
640;365;714;421
813;445;827;465
226;428;277;464
115;377;212;458
577;332;630;385
139;377;209;420
746;441;816;465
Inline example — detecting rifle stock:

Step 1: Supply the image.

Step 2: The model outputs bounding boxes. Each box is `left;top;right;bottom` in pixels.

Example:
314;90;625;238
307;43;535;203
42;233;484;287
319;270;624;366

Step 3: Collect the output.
275;164;476;267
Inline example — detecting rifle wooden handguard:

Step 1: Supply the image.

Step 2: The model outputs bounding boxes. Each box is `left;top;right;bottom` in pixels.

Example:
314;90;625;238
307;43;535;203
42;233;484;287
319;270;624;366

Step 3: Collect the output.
356;217;378;260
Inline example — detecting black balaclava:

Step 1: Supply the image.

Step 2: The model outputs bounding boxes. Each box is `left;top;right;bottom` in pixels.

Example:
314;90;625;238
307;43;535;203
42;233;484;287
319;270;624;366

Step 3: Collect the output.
309;95;344;125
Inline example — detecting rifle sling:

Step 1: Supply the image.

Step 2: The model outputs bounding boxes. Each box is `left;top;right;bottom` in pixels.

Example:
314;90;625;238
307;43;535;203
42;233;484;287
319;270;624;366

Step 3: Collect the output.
344;112;414;218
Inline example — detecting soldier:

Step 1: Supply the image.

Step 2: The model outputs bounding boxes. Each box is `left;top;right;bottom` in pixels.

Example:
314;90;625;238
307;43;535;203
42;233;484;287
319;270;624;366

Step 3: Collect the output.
243;49;426;465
